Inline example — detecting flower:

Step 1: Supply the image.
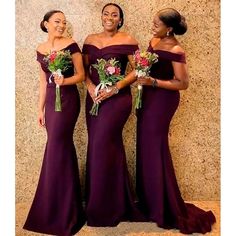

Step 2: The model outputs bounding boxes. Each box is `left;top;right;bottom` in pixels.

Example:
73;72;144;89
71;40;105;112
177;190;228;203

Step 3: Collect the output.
89;58;124;116
43;50;72;112
133;50;158;109
106;66;116;75
44;50;72;75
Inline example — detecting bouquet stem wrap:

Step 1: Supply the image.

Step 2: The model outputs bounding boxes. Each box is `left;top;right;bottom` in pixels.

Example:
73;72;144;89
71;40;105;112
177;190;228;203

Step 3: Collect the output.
90;81;112;116
54;69;62;112
135;84;143;109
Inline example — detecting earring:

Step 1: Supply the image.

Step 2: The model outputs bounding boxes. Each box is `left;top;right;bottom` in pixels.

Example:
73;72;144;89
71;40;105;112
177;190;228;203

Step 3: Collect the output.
119;22;121;26
166;31;170;37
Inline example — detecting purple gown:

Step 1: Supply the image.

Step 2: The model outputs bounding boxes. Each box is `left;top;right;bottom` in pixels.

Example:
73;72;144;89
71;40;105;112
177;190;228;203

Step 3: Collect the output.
82;44;146;226
23;43;85;236
136;44;216;234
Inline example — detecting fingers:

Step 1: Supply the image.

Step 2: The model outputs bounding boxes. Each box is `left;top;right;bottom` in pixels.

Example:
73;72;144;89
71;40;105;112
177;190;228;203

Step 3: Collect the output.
54;74;64;85
137;77;152;86
38;112;45;127
38;118;45;128
95;89;112;103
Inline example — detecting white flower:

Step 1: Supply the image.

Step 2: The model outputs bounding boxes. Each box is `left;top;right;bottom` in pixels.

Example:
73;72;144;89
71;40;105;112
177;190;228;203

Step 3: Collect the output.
135;70;147;78
137;84;143;90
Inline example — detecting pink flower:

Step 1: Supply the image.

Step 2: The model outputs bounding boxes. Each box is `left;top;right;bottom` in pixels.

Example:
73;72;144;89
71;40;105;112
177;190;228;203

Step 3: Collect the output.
106;66;116;75
140;58;149;67
134;51;141;61
49;51;57;62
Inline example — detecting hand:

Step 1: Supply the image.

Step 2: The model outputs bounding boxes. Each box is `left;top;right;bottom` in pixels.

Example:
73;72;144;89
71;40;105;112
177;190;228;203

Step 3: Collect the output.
38;110;45;128
95;86;118;103
53;73;64;86
137;76;153;86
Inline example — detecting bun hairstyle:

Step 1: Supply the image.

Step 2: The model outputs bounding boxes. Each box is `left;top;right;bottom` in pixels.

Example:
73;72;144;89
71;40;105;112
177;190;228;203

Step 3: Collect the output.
40;10;64;33
102;3;124;30
158;8;187;35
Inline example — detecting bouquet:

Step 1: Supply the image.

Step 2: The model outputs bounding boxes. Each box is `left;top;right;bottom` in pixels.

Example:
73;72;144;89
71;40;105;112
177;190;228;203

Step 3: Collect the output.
133;50;158;109
44;50;72;111
90;58;123;116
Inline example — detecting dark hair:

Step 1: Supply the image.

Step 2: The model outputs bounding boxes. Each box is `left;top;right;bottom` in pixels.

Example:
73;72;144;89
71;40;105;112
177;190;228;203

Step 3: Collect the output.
40;10;64;33
158;8;187;35
102;3;124;30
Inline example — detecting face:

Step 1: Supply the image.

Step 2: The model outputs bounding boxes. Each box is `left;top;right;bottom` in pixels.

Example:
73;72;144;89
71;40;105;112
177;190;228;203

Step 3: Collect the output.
151;14;171;38
101;5;121;31
45;12;66;37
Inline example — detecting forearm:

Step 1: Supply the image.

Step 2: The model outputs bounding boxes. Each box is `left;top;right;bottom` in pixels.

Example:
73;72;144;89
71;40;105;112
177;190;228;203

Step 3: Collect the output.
116;70;136;90
152;76;189;90
62;73;85;86
38;82;46;112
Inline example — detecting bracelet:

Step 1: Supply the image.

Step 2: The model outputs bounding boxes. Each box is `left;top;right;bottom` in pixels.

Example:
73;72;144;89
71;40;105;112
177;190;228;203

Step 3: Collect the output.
113;85;119;94
152;78;158;88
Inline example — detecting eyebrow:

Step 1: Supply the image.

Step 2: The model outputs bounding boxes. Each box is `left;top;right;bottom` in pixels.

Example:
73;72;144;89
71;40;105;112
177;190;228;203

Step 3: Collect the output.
103;10;118;14
54;18;66;21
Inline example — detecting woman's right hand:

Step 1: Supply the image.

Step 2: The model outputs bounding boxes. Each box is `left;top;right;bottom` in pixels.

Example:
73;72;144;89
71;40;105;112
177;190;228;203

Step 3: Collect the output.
38;110;45;128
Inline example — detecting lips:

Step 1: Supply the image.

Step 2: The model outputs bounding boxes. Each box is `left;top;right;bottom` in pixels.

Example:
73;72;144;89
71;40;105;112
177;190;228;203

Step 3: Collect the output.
56;28;64;33
104;21;113;27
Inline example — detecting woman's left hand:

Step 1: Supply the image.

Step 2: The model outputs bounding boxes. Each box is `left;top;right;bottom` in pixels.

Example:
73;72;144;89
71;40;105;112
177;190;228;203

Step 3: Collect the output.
95;86;118;103
137;76;153;86
54;73;64;86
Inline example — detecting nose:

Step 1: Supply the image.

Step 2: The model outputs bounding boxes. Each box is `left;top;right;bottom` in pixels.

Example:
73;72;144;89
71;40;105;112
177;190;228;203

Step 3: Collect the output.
106;14;112;20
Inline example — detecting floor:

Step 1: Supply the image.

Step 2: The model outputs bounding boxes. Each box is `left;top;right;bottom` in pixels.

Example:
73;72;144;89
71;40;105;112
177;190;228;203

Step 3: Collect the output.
16;201;220;236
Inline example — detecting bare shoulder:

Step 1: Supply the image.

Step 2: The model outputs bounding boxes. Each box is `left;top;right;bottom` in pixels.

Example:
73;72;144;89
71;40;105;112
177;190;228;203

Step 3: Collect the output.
118;32;138;45
36;42;45;51
63;37;77;45
171;44;185;54
83;33;99;44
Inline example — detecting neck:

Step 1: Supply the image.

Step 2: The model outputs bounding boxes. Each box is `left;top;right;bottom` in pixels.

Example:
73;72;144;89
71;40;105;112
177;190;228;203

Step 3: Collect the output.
160;35;175;41
47;35;62;49
103;30;118;38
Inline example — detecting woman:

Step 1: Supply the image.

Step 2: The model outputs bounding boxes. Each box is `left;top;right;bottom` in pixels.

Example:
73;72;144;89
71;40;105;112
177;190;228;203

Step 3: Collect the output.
136;8;216;234
82;3;145;226
23;10;85;236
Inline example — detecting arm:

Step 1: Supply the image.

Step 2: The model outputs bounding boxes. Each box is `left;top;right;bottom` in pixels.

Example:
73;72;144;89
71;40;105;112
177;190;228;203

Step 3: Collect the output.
115;34;138;90
138;60;189;90
82;53;97;102
38;64;47;127
138;45;189;90
54;52;85;86
115;54;136;90
157;61;189;90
